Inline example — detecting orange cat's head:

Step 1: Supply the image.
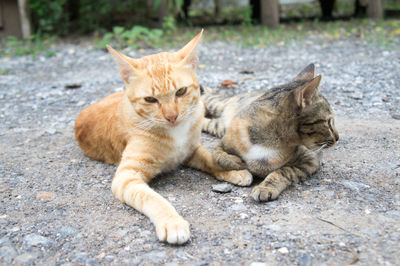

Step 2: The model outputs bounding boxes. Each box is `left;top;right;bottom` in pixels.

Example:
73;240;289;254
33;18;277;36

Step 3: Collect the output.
107;30;203;127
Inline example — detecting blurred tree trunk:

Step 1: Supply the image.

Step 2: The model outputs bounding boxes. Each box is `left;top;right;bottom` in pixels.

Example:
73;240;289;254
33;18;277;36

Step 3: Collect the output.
250;0;261;23
318;0;335;19
68;0;80;21
158;0;168;25
214;0;221;18
181;0;191;20
260;0;279;28
1;0;32;38
354;0;367;17
367;0;382;19
18;0;32;38
145;0;168;25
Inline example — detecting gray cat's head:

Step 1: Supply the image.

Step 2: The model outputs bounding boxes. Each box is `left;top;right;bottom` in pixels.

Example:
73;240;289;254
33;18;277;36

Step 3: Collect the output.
261;64;339;150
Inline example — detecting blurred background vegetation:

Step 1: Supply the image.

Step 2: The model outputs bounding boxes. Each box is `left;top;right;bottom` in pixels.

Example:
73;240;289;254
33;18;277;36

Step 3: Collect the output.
0;0;399;58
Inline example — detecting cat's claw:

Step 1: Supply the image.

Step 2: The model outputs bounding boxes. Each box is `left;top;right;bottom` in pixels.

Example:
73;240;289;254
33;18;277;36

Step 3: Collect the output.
156;216;190;245
250;185;280;202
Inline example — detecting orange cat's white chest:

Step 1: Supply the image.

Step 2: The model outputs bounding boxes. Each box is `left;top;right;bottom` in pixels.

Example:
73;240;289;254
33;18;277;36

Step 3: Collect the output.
165;116;201;166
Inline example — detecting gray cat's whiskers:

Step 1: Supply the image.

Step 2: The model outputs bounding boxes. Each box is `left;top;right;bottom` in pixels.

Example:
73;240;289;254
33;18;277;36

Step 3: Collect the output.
315;144;328;152
201;63;339;202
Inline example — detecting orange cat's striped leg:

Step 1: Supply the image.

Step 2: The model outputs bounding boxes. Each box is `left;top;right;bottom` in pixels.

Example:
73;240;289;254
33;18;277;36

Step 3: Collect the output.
185;145;253;186
112;144;190;244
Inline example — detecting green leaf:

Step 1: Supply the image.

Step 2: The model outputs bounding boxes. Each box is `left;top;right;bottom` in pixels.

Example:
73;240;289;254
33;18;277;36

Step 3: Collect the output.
113;26;125;35
153;0;162;10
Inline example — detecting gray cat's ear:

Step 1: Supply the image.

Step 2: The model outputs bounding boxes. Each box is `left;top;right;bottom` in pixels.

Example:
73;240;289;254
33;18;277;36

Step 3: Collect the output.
176;29;203;69
293;64;315;82
294;75;321;108
107;45;139;84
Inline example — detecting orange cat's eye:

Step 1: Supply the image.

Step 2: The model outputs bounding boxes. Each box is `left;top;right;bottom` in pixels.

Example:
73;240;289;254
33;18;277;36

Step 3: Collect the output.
176;87;187;97
144;97;158;103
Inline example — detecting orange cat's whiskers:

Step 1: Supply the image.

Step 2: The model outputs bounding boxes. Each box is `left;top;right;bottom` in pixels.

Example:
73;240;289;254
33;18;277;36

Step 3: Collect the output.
135;120;155;131
75;30;251;245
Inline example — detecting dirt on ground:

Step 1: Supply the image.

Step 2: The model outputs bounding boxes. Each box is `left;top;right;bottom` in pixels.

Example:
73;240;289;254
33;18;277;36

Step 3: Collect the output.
0;37;399;265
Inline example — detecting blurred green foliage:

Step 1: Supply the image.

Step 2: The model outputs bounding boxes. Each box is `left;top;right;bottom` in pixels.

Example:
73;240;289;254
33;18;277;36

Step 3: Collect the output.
1;0;399;58
204;19;400;49
153;0;183;12
162;16;178;35
95;26;164;50
27;0;400;36
30;0;69;35
29;0;152;35
0;69;11;75
95;15;179;49
1;35;56;58
77;0;113;33
384;0;400;9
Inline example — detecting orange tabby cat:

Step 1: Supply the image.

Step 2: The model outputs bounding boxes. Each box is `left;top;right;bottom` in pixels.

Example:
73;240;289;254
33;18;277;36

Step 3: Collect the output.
74;31;252;244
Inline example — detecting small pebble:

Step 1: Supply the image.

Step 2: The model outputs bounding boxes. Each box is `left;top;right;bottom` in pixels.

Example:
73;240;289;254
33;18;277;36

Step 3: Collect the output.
14;253;37;264
391;114;400;120
97;252;106;259
0;246;17;264
23;234;52;247
278;247;289;254
36;191;56;200
299;252;312;266
45;128;57;135
349;92;363;100
64;83;82;89
239;213;249;219
250;263;267;266
212;183;233;193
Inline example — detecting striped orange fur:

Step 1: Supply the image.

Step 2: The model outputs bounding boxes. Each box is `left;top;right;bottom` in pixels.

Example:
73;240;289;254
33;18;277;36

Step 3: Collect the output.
74;31;252;244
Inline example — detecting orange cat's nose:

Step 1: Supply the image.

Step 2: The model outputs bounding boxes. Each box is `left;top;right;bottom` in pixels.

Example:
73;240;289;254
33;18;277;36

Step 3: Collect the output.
165;114;178;124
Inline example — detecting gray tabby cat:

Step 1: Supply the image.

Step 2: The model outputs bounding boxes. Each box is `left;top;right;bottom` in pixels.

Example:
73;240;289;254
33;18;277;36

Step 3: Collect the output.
202;64;339;201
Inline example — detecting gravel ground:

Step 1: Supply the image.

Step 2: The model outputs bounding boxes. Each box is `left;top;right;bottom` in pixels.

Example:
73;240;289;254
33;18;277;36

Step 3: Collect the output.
0;35;399;265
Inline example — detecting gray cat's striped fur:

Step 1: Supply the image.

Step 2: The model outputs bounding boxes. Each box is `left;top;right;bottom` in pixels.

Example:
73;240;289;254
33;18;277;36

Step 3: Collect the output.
202;64;339;201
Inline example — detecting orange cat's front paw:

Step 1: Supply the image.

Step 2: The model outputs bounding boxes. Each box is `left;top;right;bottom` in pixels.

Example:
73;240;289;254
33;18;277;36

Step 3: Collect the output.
217;169;253;186
250;185;280;202
155;216;190;245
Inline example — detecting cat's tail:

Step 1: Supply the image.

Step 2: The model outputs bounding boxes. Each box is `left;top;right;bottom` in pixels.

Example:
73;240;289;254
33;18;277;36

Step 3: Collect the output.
200;85;230;118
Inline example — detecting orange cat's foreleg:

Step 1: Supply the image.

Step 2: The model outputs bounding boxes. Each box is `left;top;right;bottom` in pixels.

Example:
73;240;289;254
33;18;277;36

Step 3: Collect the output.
185;145;253;186
112;142;190;244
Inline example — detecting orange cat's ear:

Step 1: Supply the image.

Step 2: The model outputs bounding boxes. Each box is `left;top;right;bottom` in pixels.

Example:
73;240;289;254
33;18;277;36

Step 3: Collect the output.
176;29;203;69
294;75;321;108
293;63;315;82
107;45;139;84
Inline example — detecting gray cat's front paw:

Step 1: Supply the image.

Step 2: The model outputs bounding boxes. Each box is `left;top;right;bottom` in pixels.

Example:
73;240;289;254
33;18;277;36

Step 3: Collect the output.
250;185;280;202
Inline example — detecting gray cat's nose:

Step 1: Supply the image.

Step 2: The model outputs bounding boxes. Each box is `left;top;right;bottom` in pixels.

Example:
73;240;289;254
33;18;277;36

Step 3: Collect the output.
334;132;339;142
